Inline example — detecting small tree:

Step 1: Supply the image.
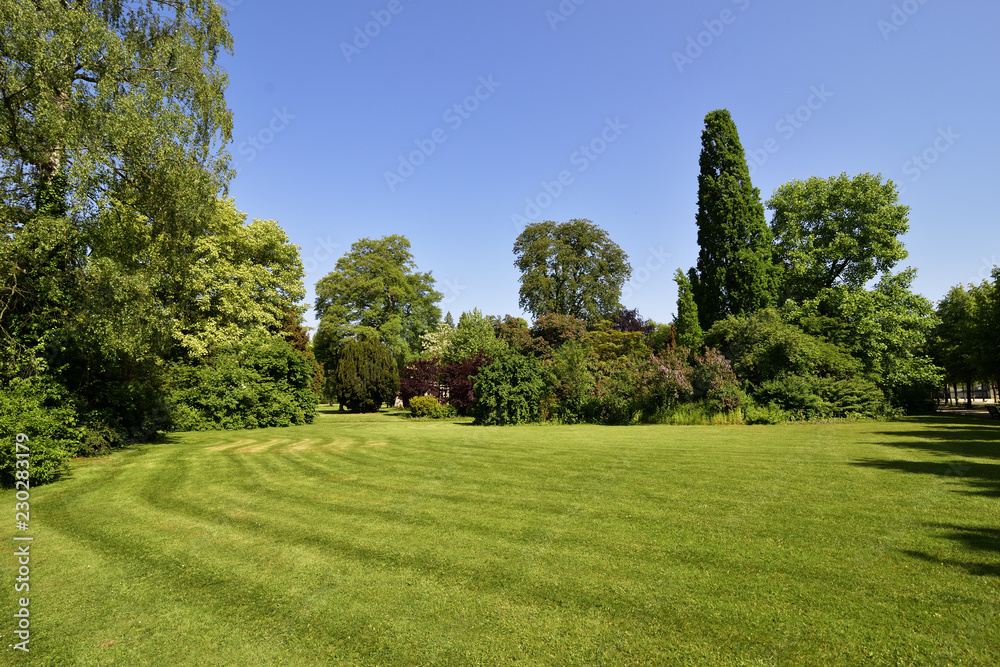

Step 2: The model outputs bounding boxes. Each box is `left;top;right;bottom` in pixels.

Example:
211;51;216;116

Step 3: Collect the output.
673;269;704;350
335;339;399;413
472;352;544;425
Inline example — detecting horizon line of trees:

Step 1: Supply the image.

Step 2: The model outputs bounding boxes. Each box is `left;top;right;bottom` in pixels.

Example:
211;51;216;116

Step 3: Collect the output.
3;2;996;488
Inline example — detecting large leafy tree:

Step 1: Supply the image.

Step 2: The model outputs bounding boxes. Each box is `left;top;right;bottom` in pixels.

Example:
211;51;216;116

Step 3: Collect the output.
0;0;232;221
690;109;775;330
931;285;978;405
789;269;942;411
513;219;631;322
767;173;909;302
1;1;236;445
314;235;442;363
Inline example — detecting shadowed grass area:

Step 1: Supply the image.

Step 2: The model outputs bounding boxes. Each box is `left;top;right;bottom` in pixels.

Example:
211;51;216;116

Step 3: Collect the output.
3;412;999;665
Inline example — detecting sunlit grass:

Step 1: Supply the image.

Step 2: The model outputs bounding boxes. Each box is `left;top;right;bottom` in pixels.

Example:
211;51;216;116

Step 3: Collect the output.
3;411;999;665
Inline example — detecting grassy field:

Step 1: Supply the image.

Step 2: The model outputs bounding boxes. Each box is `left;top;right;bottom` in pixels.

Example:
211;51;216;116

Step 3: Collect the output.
3;409;999;665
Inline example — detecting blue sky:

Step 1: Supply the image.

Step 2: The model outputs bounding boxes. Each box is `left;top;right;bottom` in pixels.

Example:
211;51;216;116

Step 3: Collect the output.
219;0;1000;330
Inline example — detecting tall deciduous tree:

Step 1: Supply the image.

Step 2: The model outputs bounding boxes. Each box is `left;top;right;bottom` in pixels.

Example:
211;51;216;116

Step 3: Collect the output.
314;235;441;363
0;0;233;220
767;172;909;302
513;219;631;322
690;109;775;330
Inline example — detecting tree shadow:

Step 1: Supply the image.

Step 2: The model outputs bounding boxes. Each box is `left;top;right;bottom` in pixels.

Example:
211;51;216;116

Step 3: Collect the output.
856;419;1000;576
852;417;1000;497
900;524;1000;577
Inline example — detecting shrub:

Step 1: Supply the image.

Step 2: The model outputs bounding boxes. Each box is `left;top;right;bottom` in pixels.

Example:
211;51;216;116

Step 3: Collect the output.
400;357;443;407
440;353;491;415
530;312;587;350
754;374;887;420
408;395;456;419
542;340;596;424
0;376;83;487
743;402;792;425
167;335;317;430
586;352;693;425
336;338;399;413
472;352;545;425
692;348;744;413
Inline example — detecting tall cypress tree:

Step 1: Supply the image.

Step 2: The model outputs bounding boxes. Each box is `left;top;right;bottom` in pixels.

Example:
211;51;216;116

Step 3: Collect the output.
673;269;703;350
690;109;775;330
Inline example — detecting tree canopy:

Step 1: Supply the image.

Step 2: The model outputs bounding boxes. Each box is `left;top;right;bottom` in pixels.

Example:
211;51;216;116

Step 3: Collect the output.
513;219;631;322
314;235;441;362
767;172;909;302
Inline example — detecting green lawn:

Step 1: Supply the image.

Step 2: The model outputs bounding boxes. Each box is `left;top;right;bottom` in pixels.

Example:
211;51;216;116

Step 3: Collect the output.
4;410;999;665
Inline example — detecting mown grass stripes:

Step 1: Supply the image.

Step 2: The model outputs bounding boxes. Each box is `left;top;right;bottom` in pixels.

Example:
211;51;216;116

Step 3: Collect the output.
3;413;998;665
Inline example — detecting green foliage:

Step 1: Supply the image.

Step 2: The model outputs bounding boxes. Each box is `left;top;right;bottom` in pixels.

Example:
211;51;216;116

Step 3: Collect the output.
443;308;507;364
315;235;442;363
587;352;694;425
705;309;862;388
705;309;891;418
472;353;545;426
585;321;651;362
0;376;83;486
673;269;703;350
335;339;400;413
0;0;233;220
166;200;307;359
690;109;775;329
408;395;456;419
789;270;942;412
530;312;587;352
542;340;597;424
754;375;888;420
167;335;317;430
513;219;631;321
646;323;676;355
742;402;792;425
767;173;909;302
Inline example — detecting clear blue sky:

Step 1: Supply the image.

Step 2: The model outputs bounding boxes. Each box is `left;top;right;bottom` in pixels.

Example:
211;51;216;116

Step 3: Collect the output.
219;0;1000;330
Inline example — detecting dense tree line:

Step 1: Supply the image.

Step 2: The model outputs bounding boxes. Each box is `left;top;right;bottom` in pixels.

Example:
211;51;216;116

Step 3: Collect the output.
4;6;991;486
1;2;317;485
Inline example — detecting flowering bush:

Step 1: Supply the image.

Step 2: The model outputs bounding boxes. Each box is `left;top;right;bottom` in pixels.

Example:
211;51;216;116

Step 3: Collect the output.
587;352;693;424
692;348;744;413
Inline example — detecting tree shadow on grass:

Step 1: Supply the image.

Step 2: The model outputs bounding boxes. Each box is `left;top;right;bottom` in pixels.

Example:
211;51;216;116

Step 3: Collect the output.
856;419;1000;575
900;524;1000;577
853;417;1000;497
